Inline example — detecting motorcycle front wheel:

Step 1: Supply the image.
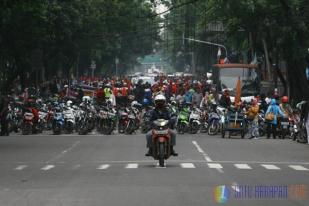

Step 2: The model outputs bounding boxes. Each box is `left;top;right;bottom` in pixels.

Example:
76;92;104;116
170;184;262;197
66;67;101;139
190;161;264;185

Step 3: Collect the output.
208;122;219;135
159;143;165;167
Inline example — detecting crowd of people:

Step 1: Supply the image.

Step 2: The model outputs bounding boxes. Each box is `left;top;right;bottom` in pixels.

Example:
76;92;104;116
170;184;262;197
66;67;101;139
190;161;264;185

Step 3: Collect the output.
0;74;309;144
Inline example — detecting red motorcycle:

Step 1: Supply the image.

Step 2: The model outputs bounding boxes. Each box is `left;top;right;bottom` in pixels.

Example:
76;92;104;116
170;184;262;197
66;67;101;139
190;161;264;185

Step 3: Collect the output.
151;119;172;167
118;108;129;134
22;109;34;135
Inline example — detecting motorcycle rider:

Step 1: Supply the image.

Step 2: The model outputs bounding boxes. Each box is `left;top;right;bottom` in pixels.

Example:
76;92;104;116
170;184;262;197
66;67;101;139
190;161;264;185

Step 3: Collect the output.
145;94;178;156
219;89;231;109
279;96;293;117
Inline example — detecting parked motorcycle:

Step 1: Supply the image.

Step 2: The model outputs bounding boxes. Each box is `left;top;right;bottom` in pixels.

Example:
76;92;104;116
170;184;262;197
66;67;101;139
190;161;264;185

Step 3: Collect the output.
140;108;153;133
278;117;290;139
177;106;190;134
207;111;221;135
118;107;129;134
98;107;117;135
189;107;201;134
52;108;64;135
125;107;139;134
22;110;34;135
63;107;75;134
200;109;209;133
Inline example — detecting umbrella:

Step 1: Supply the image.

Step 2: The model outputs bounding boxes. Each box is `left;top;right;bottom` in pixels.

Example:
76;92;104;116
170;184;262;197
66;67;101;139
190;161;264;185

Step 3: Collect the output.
234;77;241;106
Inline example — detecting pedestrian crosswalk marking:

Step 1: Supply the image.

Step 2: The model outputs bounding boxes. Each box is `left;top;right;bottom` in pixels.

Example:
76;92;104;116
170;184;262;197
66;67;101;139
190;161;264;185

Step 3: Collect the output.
15;165;27;170
180;163;195;168
5;163;309;171
289;165;309;171
234;164;252;169
207;163;223;169
261;164;281;170
41;165;55;171
97;164;110;170
125;163;138;169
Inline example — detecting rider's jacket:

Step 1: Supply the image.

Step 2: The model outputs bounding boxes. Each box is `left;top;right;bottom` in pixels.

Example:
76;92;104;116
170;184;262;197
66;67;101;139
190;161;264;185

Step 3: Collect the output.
149;107;171;128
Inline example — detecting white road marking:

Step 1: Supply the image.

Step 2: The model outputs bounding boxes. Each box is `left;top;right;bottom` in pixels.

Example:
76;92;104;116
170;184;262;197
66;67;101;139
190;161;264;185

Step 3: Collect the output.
289;165;309;171
14;165;28;170
261;164;281;170
91;160;309;165
41;165;55;171
180;163;196;168
46;141;81;163
192;141;212;162
97;164;110;170
125;163;138;169
72;164;81;170
234;164;252;170
207;163;223;169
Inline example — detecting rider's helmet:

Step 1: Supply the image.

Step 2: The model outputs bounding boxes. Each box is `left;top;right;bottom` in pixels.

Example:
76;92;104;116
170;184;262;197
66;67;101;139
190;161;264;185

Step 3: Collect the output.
131;100;140;108
66;100;73;107
82;96;91;104
252;98;258;105
282;96;289;103
154;94;166;109
143;98;150;107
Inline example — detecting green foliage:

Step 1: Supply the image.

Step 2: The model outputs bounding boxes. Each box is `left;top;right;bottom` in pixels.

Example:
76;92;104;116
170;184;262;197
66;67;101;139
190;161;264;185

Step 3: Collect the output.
0;0;159;90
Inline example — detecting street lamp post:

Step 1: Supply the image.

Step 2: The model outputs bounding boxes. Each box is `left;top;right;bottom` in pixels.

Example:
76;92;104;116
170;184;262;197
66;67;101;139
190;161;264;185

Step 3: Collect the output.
184;38;228;60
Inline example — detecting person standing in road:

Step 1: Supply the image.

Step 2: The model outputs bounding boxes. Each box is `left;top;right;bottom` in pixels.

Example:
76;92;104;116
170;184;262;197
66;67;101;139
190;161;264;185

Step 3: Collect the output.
265;99;285;139
246;99;260;139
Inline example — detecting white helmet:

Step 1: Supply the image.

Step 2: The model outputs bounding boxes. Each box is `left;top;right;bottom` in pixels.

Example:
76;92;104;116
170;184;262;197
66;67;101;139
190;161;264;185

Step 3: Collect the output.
66;100;73;107
82;96;91;103
131;101;139;107
154;94;166;102
154;94;166;108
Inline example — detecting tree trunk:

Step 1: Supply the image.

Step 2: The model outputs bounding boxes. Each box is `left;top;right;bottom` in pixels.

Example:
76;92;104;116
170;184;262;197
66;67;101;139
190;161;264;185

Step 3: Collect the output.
249;32;254;61
262;38;272;81
279;0;309;102
286;59;309;103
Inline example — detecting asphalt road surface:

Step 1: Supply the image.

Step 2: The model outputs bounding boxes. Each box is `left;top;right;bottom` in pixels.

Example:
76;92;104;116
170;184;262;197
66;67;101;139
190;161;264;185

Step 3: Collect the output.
0;131;309;206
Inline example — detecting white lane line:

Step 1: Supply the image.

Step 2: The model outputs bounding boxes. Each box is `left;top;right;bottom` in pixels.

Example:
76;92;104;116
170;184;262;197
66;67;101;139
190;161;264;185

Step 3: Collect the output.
14;165;28;170
125;163;138;169
91;160;309;164
46;141;81;163
41;165;55;171
180;163;196;168
261;164;281;170
289;165;309;171
207;163;223;169
97;164;110;170
72;164;81;170
192;141;212;162
234;164;252;170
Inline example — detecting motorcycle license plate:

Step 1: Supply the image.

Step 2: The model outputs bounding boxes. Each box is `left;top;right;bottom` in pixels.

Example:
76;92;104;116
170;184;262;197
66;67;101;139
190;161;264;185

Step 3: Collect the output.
128;115;135;119
156;130;168;135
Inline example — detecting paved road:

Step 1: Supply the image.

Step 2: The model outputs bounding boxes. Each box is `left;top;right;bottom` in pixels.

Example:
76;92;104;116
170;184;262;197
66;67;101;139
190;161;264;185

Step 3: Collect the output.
0;132;309;206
